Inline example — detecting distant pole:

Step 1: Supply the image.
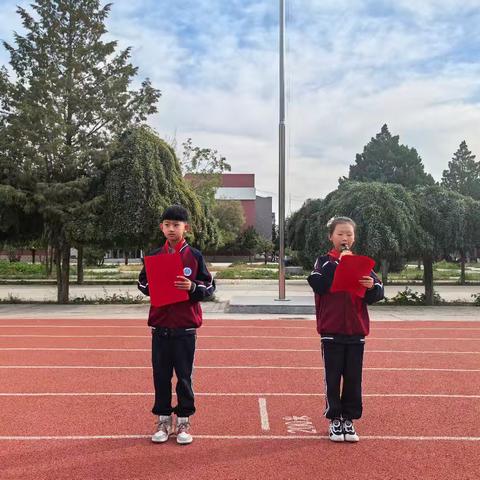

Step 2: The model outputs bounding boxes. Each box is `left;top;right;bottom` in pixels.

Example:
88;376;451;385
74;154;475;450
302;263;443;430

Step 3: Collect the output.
278;0;286;300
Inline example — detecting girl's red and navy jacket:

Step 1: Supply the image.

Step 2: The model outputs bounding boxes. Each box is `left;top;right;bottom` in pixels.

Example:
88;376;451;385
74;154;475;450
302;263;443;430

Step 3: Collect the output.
307;249;384;338
137;240;215;329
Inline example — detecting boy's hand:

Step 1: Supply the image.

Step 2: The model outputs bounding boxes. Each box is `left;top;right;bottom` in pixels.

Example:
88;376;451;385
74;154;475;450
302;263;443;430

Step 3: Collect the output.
174;275;192;290
359;275;374;289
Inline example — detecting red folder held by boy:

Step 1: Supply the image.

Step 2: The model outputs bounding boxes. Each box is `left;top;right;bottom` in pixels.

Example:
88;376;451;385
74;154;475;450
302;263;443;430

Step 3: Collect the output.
144;253;189;307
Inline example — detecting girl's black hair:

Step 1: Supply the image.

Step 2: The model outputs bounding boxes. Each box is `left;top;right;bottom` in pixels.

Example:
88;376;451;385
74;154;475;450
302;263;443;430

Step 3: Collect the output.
327;216;356;235
161;205;189;222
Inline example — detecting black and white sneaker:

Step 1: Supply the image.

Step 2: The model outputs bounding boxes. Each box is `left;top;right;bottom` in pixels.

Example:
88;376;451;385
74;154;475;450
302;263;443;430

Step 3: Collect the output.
343;419;359;442
328;418;345;442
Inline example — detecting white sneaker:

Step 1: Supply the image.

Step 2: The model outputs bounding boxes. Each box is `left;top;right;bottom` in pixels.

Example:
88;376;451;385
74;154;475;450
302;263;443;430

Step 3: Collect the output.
328;418;345;442
176;417;193;445
151;415;173;443
343;419;360;442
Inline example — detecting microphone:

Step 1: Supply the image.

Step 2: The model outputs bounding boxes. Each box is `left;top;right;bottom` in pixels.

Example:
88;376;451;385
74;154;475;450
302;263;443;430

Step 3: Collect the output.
340;243;349;252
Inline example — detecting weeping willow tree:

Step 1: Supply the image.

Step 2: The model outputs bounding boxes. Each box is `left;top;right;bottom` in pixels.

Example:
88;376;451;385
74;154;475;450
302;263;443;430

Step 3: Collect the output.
286;198;323;267
414;185;480;302
299;181;419;284
103;126;219;255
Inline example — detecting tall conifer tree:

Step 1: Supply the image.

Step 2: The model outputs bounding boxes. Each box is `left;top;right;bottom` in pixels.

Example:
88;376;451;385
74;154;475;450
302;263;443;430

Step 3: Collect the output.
0;0;160;302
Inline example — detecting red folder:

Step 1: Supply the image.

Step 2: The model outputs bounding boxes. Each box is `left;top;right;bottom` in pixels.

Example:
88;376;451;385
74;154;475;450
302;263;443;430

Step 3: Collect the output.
330;255;376;297
144;253;189;307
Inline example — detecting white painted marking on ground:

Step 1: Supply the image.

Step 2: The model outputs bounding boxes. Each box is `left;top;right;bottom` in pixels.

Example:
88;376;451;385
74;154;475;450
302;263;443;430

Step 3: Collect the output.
1;324;480;331
258;398;270;431
0;334;478;340
0;317;477;323
0;347;479;354
0;348;150;352
0;434;478;442
0;392;479;398
284;415;317;434
0;365;479;372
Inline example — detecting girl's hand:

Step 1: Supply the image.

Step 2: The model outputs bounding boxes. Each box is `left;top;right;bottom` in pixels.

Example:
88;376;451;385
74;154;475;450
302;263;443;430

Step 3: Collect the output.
359;275;374;289
339;250;353;259
174;275;192;290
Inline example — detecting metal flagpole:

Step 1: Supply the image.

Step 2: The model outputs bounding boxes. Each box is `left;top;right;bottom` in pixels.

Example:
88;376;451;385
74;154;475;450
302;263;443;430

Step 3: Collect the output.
278;0;287;300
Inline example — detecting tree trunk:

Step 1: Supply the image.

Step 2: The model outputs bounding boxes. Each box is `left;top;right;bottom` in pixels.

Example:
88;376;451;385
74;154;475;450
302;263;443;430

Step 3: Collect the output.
380;259;389;285
77;245;84;285
423;255;434;305
124;252;129;266
459;249;466;285
49;245;54;277
46;245;54;277
56;243;71;304
31;248;36;264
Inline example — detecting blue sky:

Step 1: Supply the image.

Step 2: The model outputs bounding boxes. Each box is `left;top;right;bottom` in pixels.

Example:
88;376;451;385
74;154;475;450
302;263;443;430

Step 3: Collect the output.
1;0;480;213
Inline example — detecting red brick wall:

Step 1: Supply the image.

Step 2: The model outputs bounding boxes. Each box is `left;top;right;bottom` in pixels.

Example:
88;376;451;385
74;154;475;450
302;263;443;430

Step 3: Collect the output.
240;200;256;229
221;174;254;188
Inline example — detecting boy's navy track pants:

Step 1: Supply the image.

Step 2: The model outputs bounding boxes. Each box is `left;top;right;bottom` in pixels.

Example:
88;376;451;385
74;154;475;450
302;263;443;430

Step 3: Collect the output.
151;327;196;417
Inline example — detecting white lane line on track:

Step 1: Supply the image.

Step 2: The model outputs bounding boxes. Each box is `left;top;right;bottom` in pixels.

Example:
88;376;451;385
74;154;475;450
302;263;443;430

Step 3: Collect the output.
258;398;270;431
0;316;478;323
1;324;480;331
0;347;479;354
0;365;479;372
0;334;478;340
0;434;479;442
0;392;479;399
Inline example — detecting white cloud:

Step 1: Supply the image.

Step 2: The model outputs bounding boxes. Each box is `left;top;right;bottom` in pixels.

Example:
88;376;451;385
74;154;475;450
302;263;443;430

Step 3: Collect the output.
1;0;479;215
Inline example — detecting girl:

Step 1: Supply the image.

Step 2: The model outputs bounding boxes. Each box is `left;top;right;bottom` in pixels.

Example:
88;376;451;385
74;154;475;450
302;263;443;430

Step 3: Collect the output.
307;216;384;442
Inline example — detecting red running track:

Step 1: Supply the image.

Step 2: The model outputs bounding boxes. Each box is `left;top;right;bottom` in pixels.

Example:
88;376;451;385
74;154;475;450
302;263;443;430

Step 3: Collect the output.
1;348;480;368
0;318;479;480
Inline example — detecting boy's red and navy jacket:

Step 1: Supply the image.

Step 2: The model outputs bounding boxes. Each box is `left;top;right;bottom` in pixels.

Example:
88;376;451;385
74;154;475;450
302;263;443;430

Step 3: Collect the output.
307;249;384;338
137;240;215;329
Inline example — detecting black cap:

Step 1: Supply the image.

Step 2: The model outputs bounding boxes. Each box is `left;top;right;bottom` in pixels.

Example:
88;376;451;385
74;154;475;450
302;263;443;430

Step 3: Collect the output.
160;205;189;222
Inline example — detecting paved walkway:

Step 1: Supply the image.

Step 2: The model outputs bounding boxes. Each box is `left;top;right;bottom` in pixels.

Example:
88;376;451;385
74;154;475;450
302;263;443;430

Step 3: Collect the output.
0;280;478;320
0;303;478;321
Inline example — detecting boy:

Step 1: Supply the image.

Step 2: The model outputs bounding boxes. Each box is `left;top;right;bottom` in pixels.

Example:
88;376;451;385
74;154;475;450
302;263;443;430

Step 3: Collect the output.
138;205;215;445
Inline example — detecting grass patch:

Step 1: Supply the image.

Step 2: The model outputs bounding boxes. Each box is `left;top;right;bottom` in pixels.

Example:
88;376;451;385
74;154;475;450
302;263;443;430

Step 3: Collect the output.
0;261;47;278
70;290;146;304
387;262;480;283
215;263;305;280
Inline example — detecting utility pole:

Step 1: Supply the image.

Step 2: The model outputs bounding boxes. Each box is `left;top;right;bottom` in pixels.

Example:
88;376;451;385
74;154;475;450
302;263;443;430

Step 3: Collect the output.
278;0;287;300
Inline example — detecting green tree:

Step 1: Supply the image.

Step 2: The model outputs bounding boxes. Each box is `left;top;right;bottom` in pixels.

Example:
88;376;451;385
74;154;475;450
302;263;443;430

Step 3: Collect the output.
348;124;434;189
103;126;206;256
414;186;479;302
441;141;480;200
238;226;261;263
181;138;231;252
257;236;275;265
0;0;159;302
286;198;323;267
181;138;231;175
301;182;419;284
212;200;245;246
462;196;480;283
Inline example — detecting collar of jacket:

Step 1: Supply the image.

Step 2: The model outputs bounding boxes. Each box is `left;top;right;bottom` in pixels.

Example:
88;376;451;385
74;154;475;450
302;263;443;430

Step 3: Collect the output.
328;248;341;260
163;239;186;254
